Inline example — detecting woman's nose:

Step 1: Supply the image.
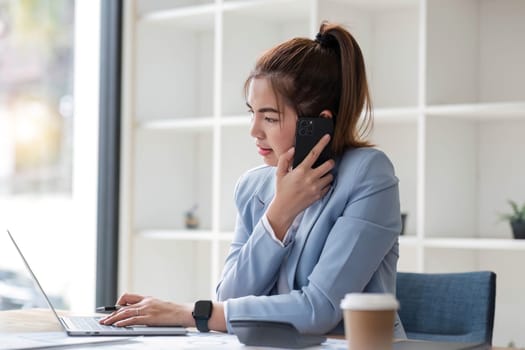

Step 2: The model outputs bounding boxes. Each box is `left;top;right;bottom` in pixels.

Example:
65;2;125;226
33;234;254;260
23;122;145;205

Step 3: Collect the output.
250;116;263;139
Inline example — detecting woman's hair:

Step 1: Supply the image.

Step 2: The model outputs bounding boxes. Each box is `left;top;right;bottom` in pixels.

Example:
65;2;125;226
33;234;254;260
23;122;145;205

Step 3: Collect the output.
244;22;373;155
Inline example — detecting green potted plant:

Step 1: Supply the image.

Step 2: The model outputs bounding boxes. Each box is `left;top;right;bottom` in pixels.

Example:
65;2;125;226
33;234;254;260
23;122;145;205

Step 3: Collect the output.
500;200;525;239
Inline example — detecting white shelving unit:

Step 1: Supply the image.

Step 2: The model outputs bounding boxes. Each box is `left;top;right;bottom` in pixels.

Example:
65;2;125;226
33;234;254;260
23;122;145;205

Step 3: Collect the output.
119;0;525;346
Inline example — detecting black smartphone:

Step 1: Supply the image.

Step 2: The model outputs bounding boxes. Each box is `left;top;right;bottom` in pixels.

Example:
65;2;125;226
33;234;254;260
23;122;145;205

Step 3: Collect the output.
292;117;334;169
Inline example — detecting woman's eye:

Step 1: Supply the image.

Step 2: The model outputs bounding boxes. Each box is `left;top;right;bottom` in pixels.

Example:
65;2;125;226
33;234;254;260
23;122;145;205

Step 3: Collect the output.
264;117;279;124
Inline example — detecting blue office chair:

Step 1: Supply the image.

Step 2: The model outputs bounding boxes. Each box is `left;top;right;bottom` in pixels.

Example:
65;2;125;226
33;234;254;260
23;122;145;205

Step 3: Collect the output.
396;271;496;345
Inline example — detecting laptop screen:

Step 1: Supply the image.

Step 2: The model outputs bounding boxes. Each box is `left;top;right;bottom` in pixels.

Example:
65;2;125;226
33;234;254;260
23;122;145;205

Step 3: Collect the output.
2;230;63;326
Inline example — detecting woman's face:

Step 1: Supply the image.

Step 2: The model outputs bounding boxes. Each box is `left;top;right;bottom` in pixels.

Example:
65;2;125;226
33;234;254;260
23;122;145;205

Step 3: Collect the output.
247;77;297;167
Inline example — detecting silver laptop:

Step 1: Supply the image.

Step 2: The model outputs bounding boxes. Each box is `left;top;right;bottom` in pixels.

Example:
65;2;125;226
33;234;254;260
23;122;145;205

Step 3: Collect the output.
6;229;187;336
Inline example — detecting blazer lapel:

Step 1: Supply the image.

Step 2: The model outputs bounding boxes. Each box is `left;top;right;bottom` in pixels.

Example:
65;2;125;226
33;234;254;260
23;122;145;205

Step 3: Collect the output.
254;168;276;218
286;183;336;290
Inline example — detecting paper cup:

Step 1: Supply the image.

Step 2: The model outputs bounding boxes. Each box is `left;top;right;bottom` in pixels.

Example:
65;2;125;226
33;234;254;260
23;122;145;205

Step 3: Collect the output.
340;293;399;350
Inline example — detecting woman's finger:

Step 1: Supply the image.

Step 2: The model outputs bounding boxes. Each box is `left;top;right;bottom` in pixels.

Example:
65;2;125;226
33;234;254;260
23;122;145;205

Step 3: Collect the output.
101;306;141;325
116;293;144;306
312;158;335;178
317;173;334;191
276;147;294;177
114;308;145;327
300;134;331;169
114;315;145;327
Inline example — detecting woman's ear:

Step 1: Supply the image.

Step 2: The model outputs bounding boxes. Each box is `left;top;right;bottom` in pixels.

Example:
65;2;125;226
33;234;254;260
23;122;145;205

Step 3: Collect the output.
319;110;333;119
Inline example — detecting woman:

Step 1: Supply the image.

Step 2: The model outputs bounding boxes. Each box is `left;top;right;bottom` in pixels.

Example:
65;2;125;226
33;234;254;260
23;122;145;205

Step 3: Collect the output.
100;22;405;338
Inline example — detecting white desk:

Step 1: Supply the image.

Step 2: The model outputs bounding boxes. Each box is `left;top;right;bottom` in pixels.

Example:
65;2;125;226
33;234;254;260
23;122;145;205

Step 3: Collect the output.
0;309;507;350
0;309;345;349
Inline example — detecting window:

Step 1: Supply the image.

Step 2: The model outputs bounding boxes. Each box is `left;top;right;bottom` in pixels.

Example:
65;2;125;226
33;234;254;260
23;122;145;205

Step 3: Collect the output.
0;0;100;312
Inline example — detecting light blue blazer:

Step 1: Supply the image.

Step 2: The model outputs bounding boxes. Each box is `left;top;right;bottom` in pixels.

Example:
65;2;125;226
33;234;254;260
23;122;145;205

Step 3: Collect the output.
216;147;406;338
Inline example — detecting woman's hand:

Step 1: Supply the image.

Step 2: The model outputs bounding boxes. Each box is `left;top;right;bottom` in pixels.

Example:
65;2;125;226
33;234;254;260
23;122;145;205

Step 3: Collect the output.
98;293;194;327
267;134;335;240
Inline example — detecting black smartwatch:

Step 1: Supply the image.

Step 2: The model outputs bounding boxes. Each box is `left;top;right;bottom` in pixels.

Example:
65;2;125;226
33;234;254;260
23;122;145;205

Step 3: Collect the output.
192;300;213;332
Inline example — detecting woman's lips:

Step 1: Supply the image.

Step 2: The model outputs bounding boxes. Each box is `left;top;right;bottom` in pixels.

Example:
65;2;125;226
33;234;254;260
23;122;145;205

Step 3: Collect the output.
257;146;272;156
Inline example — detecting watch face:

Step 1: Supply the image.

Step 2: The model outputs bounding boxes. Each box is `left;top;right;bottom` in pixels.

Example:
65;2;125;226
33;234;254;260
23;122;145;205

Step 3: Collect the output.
194;300;212;318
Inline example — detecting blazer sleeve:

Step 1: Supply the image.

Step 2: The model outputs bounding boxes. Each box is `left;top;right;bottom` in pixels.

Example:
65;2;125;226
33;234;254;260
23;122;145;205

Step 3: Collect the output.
216;170;294;300
225;150;401;334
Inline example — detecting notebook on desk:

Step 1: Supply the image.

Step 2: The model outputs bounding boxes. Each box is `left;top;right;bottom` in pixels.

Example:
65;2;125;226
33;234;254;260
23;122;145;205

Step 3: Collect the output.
5;229;187;337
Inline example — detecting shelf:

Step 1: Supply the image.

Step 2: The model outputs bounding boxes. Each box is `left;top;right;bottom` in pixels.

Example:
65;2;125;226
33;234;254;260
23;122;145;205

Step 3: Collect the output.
135;231;424;245
400;236;525;251
373;107;419;123
136;0;213;16
223;0;310;21
324;0;419;11
425;102;525;119
136;229;235;242
220;115;250;126
218;232;235;242
134;233;525;250
135;115;253;129
137;229;214;240
423;238;525;251
139;3;216;28
136;117;215;130
221;108;421;126
133;108;422;129
133;108;423;130
399;235;419;246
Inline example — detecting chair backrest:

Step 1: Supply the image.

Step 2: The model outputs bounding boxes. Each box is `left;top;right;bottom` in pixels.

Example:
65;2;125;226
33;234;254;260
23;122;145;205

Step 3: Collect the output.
396;271;496;345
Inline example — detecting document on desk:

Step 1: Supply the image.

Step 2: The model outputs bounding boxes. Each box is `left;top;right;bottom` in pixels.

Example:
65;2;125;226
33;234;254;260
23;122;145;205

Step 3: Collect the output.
39;332;349;350
0;332;134;350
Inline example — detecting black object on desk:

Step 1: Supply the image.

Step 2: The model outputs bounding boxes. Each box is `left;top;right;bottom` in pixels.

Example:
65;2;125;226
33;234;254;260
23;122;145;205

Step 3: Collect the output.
230;320;326;349
95;305;122;313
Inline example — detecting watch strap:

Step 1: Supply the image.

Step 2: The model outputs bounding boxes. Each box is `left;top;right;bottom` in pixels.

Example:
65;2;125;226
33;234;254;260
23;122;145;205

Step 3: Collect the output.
192;300;213;332
195;316;210;332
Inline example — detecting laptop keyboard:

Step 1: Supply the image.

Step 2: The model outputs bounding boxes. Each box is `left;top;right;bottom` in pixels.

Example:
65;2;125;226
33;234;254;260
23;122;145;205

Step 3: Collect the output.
66;317;123;331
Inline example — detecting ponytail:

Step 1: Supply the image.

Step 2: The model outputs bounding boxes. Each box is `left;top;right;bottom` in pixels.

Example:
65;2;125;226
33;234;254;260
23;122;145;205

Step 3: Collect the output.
318;22;374;153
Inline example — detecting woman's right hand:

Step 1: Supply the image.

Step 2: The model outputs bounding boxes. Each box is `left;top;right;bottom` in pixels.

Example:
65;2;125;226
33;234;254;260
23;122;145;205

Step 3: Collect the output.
98;293;194;327
266;134;334;240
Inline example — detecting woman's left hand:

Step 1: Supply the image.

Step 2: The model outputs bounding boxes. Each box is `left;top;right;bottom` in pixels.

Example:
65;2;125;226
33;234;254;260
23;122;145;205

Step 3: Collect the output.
99;293;194;327
267;134;334;240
